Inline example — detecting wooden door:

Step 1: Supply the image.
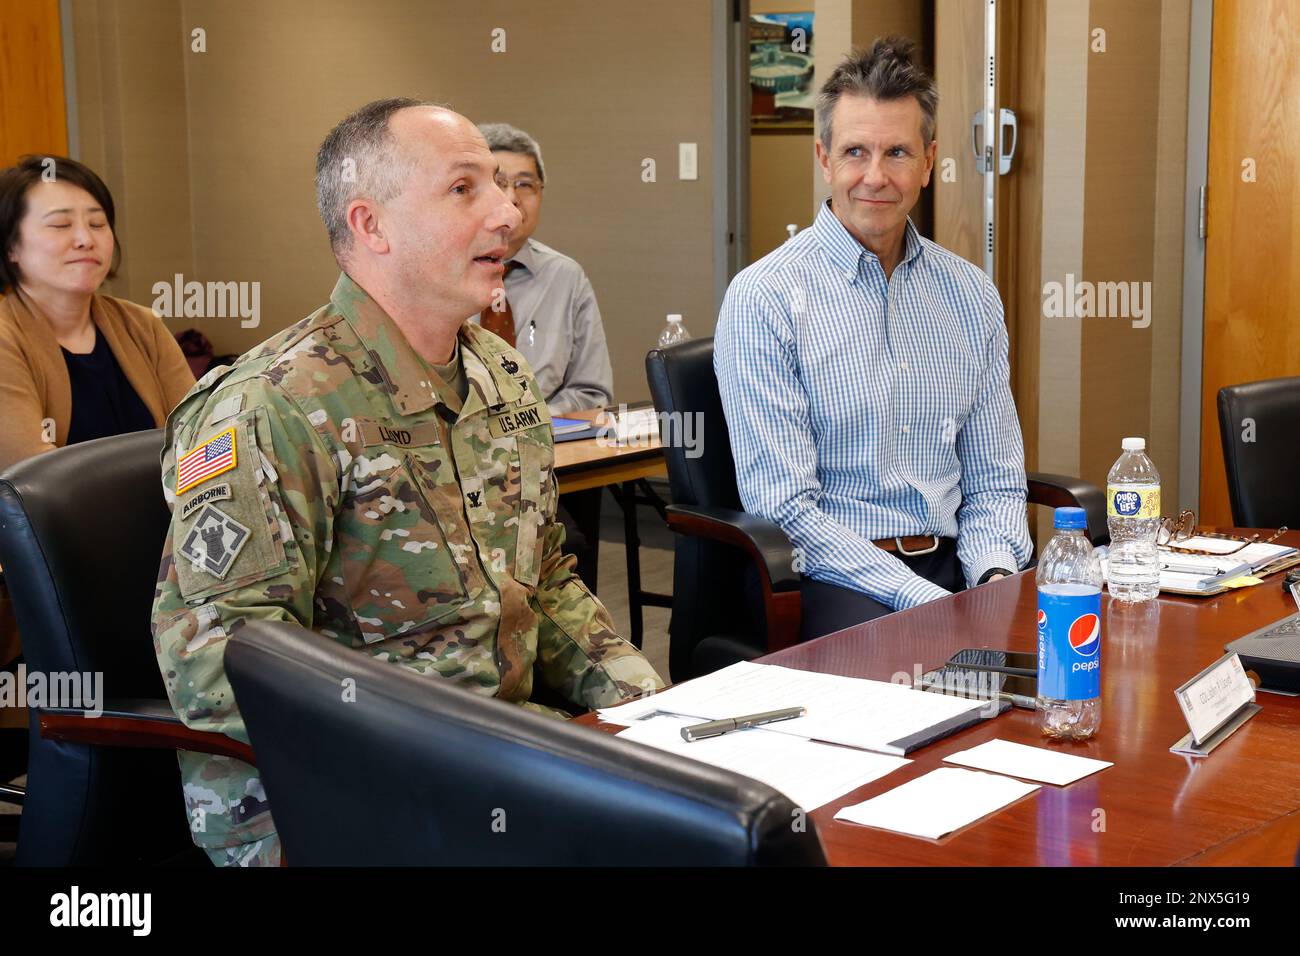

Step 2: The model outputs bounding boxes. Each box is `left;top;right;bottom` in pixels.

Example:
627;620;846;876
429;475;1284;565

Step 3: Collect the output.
0;0;67;165
1200;0;1300;525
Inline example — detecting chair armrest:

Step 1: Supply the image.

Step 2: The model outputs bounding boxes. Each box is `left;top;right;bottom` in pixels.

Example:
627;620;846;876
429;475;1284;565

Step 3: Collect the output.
665;504;799;591
665;504;802;653
1027;471;1109;546
38;698;255;765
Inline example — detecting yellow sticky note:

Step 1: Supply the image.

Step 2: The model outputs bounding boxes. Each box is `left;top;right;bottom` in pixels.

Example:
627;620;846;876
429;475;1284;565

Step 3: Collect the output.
1220;576;1263;589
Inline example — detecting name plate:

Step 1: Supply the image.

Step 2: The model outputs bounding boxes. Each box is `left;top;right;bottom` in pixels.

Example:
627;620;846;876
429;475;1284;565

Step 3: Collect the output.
1172;653;1257;753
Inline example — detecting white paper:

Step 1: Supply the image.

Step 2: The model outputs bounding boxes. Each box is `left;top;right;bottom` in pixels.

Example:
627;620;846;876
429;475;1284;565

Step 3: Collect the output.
598;661;990;755
942;738;1112;785
834;767;1039;840
617;715;909;811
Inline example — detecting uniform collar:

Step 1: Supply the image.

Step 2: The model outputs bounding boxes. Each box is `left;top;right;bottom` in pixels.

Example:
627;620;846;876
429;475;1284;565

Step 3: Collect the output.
812;199;923;281
329;272;445;416
330;272;530;419
459;322;529;418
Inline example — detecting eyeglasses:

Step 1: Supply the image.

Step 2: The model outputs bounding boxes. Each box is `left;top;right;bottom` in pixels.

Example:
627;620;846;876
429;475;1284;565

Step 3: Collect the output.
496;177;542;197
1156;509;1290;555
1155;509;1197;546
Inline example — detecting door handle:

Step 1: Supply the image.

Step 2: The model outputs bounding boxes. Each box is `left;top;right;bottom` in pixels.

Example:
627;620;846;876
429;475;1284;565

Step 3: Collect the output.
972;108;1018;175
998;108;1017;175
971;109;991;173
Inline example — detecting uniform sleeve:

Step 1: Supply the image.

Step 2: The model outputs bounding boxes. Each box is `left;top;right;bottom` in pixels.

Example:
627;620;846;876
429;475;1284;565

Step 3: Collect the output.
0;336;56;471
546;273;614;415
531;469;664;710
953;277;1033;585
715;276;951;611
152;376;337;746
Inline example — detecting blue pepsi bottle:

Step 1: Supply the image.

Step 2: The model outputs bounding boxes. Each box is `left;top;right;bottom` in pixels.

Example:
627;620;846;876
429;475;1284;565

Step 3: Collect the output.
1036;507;1104;739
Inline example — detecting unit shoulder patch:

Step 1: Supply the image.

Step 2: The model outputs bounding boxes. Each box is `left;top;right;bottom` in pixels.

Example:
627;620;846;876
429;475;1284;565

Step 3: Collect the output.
178;504;251;580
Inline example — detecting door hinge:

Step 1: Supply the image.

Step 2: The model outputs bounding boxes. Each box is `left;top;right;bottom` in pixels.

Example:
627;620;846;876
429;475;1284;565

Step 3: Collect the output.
1198;184;1208;239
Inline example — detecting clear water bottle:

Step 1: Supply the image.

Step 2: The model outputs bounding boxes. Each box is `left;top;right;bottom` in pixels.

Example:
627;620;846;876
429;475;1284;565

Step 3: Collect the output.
1106;437;1161;603
1036;507;1103;739
657;314;690;348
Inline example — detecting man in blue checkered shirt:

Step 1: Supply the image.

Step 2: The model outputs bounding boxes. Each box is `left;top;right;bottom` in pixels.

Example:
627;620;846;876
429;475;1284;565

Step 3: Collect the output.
716;38;1033;641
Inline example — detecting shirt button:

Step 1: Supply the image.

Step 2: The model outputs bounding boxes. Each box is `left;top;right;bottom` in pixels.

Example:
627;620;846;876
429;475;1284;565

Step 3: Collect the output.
900;361;909;371
902;425;910;434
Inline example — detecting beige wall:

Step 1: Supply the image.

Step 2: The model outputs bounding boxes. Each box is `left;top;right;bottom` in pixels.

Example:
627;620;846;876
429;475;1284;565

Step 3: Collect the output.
72;0;716;405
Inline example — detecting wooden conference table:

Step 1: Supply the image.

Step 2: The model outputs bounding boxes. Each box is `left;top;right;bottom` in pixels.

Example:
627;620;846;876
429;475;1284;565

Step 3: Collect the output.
551;408;668;648
582;529;1300;866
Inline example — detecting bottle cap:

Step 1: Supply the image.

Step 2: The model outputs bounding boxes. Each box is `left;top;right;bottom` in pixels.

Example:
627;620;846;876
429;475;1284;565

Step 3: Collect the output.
1053;506;1088;530
667;314;682;323
1122;437;1146;451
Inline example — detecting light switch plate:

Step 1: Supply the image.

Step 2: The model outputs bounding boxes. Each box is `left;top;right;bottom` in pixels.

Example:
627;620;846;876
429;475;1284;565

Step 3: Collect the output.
678;142;698;180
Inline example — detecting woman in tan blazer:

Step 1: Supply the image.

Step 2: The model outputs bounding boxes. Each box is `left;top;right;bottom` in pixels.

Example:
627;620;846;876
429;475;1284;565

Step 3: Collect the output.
0;155;195;474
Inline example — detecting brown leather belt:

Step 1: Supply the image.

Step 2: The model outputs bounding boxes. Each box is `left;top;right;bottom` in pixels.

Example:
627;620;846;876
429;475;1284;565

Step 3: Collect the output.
872;534;944;556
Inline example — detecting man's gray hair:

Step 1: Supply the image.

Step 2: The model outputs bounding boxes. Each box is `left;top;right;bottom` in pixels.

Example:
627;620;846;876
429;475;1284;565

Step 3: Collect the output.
478;122;546;184
816;37;938;150
315;97;442;257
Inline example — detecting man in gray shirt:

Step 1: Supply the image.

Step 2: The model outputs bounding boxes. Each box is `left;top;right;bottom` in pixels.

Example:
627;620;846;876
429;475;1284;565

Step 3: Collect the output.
477;122;614;590
476;123;614;415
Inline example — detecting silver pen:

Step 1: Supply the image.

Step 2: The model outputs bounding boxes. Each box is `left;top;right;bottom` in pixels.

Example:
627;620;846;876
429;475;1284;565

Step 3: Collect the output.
680;706;806;742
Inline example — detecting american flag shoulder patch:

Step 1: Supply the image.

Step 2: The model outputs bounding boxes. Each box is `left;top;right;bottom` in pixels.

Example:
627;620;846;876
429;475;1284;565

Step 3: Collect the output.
176;425;238;495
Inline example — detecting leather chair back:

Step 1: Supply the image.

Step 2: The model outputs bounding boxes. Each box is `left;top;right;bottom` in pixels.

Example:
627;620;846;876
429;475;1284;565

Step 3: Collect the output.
0;430;193;864
646;337;742;511
1217;377;1300;527
647;340;767;678
227;620;826;866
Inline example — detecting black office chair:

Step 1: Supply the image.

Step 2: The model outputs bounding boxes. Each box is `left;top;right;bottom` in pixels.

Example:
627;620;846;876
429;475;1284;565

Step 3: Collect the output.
646;338;1109;682
1217;376;1300;528
0;430;252;865
226;619;826;866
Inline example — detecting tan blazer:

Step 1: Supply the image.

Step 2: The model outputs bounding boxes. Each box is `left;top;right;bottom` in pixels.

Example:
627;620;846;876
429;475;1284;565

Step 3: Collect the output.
0;289;196;472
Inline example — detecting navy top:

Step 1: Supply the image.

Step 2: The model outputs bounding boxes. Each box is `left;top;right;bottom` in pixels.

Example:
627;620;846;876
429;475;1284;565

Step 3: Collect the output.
61;328;156;445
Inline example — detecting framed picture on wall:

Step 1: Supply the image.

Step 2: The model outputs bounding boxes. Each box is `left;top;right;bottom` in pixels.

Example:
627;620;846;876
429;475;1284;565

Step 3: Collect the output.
750;12;814;131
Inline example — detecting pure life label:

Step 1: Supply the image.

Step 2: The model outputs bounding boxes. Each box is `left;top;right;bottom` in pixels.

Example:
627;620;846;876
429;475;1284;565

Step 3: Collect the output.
1107;484;1160;519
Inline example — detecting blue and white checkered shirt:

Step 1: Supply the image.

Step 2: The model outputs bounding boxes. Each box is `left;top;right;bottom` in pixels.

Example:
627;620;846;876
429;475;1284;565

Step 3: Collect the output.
715;201;1032;611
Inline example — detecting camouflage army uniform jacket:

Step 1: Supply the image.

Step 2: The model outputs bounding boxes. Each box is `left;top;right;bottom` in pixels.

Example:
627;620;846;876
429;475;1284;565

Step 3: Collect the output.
152;273;663;851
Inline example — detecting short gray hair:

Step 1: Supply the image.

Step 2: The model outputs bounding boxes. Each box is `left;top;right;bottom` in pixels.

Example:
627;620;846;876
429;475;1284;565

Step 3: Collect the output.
477;122;546;184
816;37;938;150
315;97;441;258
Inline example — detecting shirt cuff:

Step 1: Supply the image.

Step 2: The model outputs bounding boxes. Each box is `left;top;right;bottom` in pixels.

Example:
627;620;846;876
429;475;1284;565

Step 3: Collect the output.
894;574;952;611
966;550;1019;589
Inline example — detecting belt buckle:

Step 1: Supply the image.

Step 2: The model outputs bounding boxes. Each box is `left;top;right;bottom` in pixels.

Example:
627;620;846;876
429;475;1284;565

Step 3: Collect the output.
896;535;938;557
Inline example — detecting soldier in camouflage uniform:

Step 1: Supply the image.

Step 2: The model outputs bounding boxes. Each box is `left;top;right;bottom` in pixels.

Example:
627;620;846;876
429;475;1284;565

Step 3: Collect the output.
151;99;664;866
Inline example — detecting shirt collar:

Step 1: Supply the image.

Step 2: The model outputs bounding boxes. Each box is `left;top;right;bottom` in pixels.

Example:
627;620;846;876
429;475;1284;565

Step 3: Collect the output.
812;199;923;280
507;238;538;275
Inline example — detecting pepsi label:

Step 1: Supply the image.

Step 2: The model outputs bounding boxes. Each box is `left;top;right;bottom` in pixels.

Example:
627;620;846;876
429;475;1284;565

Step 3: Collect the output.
1037;584;1102;700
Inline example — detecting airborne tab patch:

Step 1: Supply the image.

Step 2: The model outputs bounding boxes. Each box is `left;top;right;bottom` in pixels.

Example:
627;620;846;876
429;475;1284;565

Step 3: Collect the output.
179;482;232;520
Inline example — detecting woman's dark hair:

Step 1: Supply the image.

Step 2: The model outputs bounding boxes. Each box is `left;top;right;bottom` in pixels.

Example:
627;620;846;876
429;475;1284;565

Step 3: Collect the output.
0;154;120;294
